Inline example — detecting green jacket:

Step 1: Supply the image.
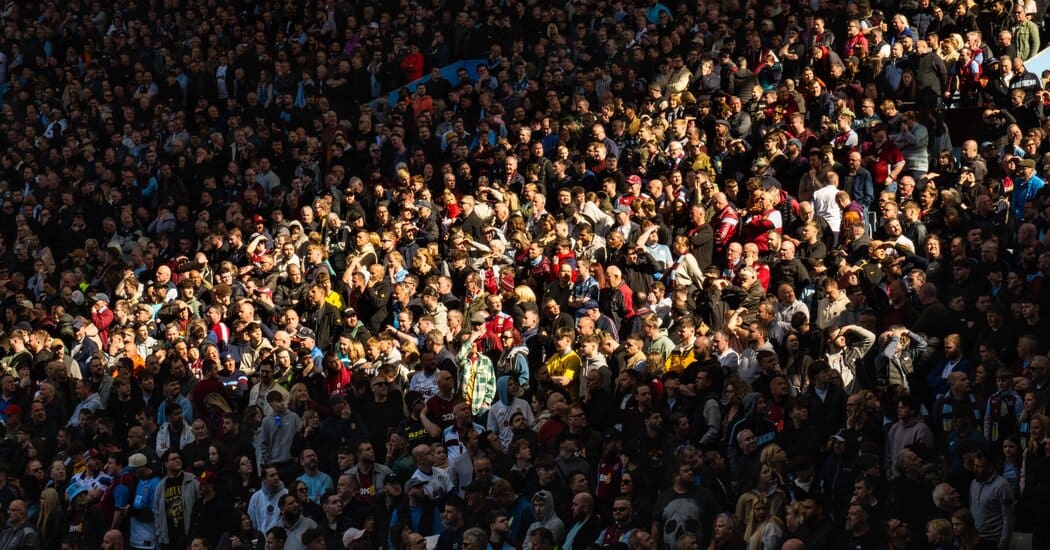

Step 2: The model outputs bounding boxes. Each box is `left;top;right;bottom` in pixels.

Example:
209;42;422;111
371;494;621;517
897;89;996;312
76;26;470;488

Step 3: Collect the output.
1015;19;1040;60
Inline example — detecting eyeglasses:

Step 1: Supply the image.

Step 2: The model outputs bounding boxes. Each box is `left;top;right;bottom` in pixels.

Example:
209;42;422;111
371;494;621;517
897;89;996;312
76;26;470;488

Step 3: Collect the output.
621;479;633;484
613;507;629;512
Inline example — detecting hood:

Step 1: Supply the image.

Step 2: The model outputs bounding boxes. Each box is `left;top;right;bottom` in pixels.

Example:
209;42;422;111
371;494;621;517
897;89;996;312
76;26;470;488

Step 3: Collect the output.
742;392;762;416
496;376;512;406
533;490;556;522
263;480;286;497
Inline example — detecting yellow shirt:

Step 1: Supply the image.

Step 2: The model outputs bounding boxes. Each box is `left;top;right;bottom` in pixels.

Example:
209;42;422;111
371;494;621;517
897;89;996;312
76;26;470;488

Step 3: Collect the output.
665;346;698;374
546;351;581;400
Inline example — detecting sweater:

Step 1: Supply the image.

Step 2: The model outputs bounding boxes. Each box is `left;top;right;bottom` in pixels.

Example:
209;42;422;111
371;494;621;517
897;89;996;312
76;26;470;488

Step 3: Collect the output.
970;473;1015;549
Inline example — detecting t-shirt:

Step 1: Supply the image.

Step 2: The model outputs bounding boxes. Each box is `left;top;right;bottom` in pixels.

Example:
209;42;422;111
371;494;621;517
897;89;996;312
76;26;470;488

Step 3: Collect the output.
653;488;705;550
164;476;184;536
426;395;456;429
130;477;160;549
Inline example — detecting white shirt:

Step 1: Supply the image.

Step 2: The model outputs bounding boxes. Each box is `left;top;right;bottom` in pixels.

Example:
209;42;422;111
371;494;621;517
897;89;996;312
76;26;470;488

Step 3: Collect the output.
812;185;842;232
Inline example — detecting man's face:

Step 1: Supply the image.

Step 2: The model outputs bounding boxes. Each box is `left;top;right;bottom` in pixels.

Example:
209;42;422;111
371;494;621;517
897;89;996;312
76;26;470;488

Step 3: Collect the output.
264;467;281;488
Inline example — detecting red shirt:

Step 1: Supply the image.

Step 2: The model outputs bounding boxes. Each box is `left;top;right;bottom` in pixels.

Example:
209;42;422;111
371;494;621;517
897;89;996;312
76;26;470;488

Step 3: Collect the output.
426;394;456;430
869;140;903;185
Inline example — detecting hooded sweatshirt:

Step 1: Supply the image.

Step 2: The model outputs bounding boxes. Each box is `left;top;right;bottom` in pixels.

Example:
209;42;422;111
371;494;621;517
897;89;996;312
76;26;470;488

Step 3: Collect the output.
523;490;566;549
885;416;934;481
487;376;535;447
248;480;288;533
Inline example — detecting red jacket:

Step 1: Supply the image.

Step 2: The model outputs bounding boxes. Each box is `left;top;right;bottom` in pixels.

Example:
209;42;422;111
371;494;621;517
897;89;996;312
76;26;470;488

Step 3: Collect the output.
92;307;114;349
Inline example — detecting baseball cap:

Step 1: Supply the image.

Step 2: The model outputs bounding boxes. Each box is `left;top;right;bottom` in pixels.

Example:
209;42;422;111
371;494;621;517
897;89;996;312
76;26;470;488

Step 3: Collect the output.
128;453;148;468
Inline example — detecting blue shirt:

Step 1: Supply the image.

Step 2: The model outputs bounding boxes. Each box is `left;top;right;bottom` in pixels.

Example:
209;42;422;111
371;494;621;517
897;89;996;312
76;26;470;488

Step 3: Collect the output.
296;471;334;504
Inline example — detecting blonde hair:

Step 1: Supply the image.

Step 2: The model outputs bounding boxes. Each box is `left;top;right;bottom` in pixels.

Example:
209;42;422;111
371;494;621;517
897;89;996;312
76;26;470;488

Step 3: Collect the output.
927;518;953;544
37;488;61;539
514;285;537;305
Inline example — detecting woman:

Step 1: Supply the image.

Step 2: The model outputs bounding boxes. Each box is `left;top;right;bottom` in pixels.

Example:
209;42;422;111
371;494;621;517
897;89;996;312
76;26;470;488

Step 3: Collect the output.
45;459;68;497
1001;436;1022;497
735;463;788;521
495;328;530;391
1020;414;1050;545
744;497;784;550
951;508;981;550
780;333;813;394
926;518;955;550
1018;391;1045;446
722;380;753;437
216;510;265;550
387;250;409;284
287;383;315;417
36;487;65;550
617;471;653;528
759;444;790;486
230;455;262;511
669;235;705;292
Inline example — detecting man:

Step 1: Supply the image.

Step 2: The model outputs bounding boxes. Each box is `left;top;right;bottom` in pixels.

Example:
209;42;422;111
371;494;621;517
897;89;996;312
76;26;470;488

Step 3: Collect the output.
885;397;934;480
442;401;484;466
970;449;1015;549
458;320;497;418
318;492;351;550
346;441;393;505
563;492;602;550
260;391;302;479
933;482;963;519
926;334;974;398
824;324;876;394
0;500;39;549
297;448;334;504
102;530;126;550
1012;4;1040;59
524;490;565;548
436;496;467;550
652;462;720;549
389;478;443;544
153;450;200;550
596;495;636;545
487;376;533;448
249;464;289;534
545;327;582;399
838;503;878;549
191;471;231;547
303;283;341;350
1011;158;1044;219
279;493;318;550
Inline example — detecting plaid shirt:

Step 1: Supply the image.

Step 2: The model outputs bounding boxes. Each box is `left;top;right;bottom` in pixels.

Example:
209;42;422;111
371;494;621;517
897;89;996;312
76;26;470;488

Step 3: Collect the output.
458;338;496;415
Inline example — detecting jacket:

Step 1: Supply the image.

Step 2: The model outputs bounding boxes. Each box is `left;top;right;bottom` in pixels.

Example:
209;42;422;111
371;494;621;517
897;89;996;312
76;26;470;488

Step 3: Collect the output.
523;490;565;549
488;377;535;447
0;523;41;550
153;472;201;544
248;481;288;534
1015;19;1040;60
155;420;194;455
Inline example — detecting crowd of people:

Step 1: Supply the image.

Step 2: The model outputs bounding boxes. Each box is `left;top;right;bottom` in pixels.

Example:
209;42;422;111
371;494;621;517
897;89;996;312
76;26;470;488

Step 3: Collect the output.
4;0;1050;549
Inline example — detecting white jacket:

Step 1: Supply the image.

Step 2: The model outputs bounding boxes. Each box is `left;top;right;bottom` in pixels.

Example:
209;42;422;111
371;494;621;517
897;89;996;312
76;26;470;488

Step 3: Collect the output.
155;420;194;455
248;482;288;534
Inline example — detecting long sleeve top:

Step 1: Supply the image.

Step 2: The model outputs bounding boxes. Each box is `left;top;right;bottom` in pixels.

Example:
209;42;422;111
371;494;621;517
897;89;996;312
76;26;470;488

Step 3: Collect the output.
970;473;1015;549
